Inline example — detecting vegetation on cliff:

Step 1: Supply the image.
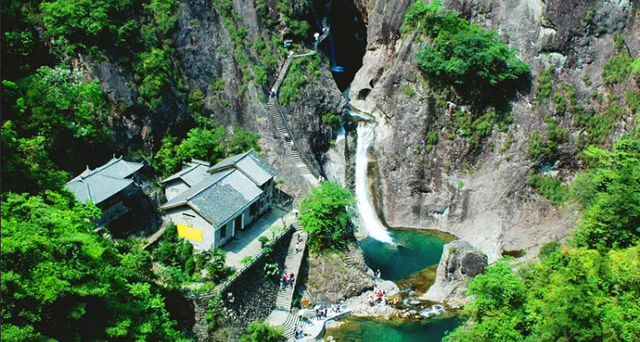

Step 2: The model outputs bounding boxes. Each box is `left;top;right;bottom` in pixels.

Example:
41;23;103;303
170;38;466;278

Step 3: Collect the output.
402;0;529;150
299;181;355;252
1;191;190;341
445;132;640;341
404;0;530;111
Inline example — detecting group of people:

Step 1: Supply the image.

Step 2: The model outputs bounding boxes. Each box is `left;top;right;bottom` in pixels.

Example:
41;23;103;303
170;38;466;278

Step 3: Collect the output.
293;324;304;340
314;302;342;321
315;306;328;320
280;273;296;289
368;287;388;307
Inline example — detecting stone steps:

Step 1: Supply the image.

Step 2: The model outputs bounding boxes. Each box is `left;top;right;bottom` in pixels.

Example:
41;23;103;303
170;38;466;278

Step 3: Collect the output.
274;231;308;311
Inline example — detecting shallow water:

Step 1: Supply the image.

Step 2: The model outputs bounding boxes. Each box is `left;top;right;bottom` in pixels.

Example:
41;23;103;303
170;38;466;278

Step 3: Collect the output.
325;316;462;342
359;228;452;281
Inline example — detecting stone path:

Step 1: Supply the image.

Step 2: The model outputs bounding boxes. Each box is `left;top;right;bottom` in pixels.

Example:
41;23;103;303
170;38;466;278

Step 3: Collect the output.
224;208;291;270
266;222;310;340
268;61;319;187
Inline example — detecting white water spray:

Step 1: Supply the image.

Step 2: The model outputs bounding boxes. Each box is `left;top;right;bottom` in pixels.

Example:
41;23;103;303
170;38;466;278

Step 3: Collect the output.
355;124;393;243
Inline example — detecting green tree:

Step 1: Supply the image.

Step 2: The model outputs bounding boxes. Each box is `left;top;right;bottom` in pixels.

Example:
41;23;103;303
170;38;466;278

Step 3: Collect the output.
154;125;261;178
205;248;230;283
573;136;640;250
239;320;285;342
445;244;640;342
299;181;355;252
408;0;529;110
1;66;111;194
1;191;190;341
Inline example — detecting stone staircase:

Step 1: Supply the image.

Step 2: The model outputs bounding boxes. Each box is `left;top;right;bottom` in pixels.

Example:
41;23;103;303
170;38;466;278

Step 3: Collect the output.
275;223;307;310
268;56;319;186
267;223;310;340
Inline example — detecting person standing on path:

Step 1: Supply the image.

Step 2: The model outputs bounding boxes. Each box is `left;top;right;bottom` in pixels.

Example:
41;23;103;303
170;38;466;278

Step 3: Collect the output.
295;241;300;253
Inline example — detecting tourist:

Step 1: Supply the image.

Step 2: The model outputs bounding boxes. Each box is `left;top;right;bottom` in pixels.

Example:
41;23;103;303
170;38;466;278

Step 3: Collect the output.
375;269;381;280
315;308;320;320
290;140;295;148
331;304;336;313
393;297;399;307
336;303;341;313
295;241;300;253
282;274;289;289
289;273;295;288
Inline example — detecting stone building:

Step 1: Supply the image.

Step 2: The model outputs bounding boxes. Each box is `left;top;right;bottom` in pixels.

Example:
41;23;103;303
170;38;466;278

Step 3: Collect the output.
65;155;144;224
159;150;277;251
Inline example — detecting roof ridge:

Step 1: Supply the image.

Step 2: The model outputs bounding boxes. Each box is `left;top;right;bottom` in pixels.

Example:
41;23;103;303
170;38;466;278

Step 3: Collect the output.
186;169;234;202
98;174;134;182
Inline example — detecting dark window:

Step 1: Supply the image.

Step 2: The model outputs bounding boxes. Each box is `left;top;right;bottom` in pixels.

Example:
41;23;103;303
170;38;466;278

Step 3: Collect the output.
220;225;227;238
250;202;258;216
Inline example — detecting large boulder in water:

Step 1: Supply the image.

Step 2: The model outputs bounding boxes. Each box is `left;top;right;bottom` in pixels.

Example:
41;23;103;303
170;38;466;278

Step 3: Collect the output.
421;240;488;307
303;243;375;305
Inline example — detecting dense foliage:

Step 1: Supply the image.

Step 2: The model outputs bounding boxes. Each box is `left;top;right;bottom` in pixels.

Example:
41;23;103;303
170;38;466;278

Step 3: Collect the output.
404;0;529;110
572;135;640;250
445;133;640;341
445;244;640;342
299;181;355;252
238;320;284;342
1;191;190;341
1;66;111;194
154;123;261;178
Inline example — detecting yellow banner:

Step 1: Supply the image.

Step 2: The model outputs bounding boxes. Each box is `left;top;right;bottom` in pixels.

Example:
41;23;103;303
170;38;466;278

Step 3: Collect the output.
177;223;203;242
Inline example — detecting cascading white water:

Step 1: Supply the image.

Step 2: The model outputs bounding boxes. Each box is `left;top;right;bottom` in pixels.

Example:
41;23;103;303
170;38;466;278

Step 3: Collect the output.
355;124;393;243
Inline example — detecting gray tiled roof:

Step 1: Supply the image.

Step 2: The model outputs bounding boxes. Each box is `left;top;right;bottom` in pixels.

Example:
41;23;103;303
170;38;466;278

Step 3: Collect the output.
65;156;142;205
160;169;263;226
209;150;277;186
161;162;209;187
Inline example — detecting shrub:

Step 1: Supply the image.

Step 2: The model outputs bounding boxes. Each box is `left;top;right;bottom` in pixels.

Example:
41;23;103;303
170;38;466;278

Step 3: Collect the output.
258;236;270;248
626;90;640;114
402;84;416;97
241;256;253;266
185;258;196;276
613;34;626;51
528;174;568;206
408;1;529;109
528;131;549;161
536;69;553;104
538;241;561;260
602;53;634;85
239;320;284;342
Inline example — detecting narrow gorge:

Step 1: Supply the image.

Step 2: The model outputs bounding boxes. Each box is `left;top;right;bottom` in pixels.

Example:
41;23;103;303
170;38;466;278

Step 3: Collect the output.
2;0;639;341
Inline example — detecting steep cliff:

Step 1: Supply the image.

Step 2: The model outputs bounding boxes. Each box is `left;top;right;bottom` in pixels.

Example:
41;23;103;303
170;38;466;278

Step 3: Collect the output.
344;0;639;262
84;0;344;199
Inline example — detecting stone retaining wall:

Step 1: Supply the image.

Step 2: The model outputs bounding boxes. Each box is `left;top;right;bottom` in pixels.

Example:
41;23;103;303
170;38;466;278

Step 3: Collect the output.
192;228;294;341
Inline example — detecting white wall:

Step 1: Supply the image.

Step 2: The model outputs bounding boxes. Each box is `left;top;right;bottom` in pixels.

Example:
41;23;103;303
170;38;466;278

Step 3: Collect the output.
164;180;189;201
163;206;215;251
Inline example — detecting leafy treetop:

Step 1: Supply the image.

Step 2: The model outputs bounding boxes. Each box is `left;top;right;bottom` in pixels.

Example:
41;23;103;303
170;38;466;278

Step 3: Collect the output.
1;191;190;341
299;181;355;252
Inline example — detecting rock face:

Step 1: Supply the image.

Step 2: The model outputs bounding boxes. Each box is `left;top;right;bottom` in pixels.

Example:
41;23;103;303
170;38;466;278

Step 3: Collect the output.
303;243;375;304
422;240;488;307
341;0;639;262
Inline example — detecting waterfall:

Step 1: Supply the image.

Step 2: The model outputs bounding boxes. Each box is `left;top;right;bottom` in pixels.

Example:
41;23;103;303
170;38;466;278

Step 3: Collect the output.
355;124;393;243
